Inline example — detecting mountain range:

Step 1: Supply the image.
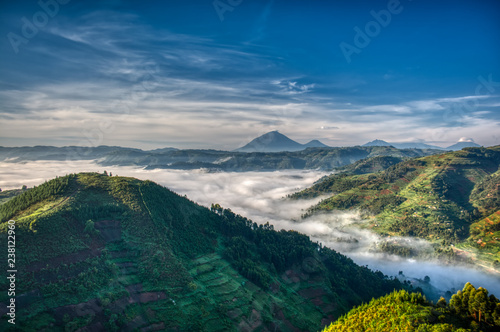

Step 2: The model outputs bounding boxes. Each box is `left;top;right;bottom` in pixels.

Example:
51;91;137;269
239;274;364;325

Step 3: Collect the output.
0;133;485;171
363;139;481;151
0;144;442;172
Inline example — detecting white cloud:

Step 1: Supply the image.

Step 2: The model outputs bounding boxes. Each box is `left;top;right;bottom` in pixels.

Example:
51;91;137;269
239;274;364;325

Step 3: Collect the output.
1;9;499;149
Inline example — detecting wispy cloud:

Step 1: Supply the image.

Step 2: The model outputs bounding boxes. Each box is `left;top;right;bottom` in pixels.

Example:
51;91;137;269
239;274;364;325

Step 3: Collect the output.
1;6;499;149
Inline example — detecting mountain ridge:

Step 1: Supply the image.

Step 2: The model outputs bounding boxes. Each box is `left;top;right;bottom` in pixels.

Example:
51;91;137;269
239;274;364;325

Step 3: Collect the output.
363;139;483;151
0;144;444;172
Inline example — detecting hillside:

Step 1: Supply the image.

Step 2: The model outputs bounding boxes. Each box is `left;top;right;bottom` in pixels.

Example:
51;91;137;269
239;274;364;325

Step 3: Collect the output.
292;146;500;269
0;173;404;331
323;283;500;331
334;155;407;175
0;188;23;205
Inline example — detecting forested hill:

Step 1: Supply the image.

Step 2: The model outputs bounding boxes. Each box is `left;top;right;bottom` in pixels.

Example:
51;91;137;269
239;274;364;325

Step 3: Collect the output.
323;283;500;331
292;146;500;270
0;173;403;331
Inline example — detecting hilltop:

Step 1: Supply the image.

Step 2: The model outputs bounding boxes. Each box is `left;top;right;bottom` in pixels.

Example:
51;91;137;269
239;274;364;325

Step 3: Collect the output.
292;146;500;269
324;283;500;331
0;173;403;331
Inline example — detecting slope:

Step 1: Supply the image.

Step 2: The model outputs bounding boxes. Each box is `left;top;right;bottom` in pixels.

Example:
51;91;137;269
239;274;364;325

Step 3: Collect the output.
292;146;500;269
0;173;404;331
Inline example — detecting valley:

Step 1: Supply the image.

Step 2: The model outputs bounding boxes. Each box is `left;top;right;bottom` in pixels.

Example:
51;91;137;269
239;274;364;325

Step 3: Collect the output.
1;146;499;330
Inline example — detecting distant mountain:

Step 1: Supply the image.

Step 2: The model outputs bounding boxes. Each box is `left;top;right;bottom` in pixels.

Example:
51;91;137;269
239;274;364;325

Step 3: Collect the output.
0;173;403;330
362;139;393;147
235;131;305;152
446;141;481;151
390;142;446;150
303;139;329;148
362;140;445;150
143;146;439;171
0;144;442;171
235;131;330;152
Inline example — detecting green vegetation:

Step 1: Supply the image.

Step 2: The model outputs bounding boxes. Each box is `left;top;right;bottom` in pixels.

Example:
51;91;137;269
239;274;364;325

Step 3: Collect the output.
335;155;406;175
0;188;24;205
324;283;500;332
0;172;405;331
293;146;500;269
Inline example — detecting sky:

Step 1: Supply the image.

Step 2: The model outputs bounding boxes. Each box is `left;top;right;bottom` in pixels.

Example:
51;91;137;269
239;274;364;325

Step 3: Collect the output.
1;0;499;150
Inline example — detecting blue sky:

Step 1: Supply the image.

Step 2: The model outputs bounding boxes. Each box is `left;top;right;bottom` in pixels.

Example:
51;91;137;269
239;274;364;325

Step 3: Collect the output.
1;0;499;149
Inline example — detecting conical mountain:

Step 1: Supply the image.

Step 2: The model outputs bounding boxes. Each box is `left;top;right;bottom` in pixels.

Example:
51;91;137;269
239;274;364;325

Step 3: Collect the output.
303;139;329;148
235;131;304;152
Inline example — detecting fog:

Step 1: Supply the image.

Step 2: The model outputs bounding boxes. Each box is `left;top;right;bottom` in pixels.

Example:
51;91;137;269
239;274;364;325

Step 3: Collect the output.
2;160;499;299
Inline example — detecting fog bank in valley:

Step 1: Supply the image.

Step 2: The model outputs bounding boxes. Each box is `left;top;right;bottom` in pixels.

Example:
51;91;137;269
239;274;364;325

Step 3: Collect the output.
2;160;499;298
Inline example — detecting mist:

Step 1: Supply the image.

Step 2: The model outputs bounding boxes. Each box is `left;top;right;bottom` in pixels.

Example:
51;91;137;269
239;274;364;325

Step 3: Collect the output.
2;160;499;299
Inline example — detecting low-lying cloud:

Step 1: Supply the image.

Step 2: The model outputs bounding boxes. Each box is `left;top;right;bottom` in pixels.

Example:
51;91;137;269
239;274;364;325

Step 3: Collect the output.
2;161;499;298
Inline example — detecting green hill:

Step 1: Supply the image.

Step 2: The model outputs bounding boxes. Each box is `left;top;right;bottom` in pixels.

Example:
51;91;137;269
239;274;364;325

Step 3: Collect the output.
292;146;500;269
0;173;403;331
323;283;500;332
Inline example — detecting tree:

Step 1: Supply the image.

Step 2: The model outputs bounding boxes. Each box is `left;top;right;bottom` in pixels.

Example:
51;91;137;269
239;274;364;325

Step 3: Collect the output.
436;297;447;308
473;287;489;322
